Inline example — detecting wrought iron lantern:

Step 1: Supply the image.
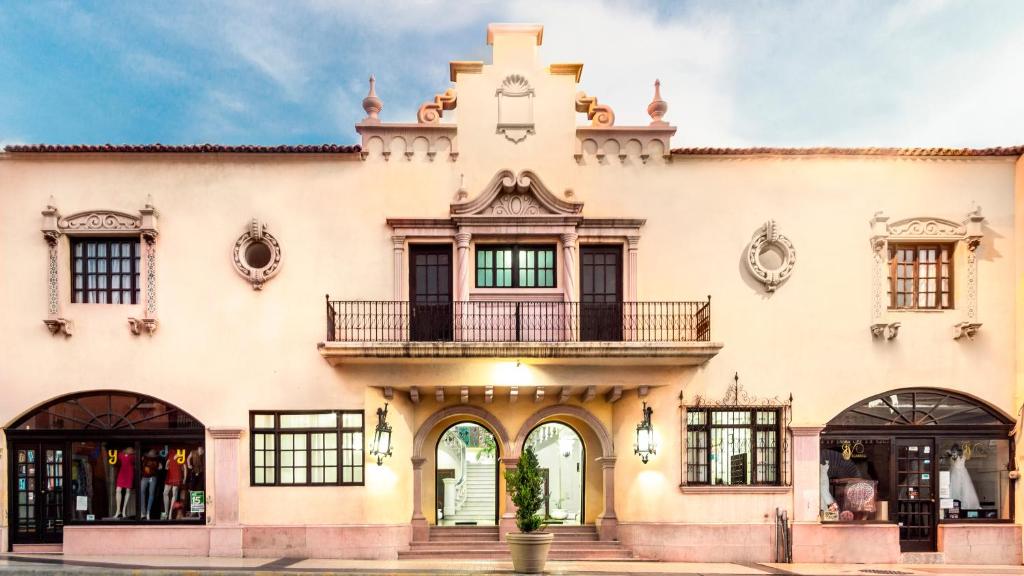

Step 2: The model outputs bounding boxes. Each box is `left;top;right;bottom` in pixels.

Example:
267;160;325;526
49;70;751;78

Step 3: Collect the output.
634;401;656;464
370;403;393;466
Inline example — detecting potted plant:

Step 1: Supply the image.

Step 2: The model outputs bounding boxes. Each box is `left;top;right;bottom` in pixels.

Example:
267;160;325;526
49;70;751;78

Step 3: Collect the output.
504;445;553;574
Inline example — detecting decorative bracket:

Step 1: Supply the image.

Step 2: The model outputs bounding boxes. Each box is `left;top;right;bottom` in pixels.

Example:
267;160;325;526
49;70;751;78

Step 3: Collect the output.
953;322;982;340
418;88;457;124
745;220;796;292
575;92;614;127
44;318;73;337
870;322;901;340
127;317;158;336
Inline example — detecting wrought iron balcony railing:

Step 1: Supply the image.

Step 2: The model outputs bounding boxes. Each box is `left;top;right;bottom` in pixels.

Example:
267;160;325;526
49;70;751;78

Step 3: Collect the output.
325;298;711;343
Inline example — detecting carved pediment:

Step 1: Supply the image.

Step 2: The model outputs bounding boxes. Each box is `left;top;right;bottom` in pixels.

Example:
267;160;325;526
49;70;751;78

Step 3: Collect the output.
888;217;964;239
451;170;583;217
59;210;141;233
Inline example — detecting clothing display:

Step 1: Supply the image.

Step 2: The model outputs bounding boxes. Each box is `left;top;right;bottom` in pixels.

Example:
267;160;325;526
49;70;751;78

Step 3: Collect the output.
820;462;836;512
165;455;184;487
115;451;135;489
949;453;981;509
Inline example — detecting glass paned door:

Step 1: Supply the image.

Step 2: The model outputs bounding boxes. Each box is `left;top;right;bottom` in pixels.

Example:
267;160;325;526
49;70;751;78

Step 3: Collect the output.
409;245;453;342
580;246;623;341
896;439;936;552
11;442;65;544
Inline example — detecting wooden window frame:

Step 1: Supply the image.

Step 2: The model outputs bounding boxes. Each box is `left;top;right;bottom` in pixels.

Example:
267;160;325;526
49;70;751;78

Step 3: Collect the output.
475;244;557;289
70;237;141;304
685;407;782;487
249;410;364;487
887;242;954;310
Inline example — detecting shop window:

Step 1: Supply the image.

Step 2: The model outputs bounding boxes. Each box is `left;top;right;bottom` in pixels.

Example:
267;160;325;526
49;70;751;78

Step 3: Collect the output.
476;245;556;288
888;243;953;310
685;408;781;486
71;237;141;304
250;411;364;487
937;438;1011;520
819;438;892;522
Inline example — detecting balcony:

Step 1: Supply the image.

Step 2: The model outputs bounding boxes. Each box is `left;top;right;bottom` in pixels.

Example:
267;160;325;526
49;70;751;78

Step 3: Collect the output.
318;299;723;365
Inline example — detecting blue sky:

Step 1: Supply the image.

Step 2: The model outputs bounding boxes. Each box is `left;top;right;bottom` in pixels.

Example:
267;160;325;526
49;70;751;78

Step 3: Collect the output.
1;0;1022;148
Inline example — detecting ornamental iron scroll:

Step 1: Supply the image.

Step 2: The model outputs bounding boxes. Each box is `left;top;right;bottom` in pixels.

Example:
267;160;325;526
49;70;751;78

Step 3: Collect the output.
691;372;792;409
232;218;282;290
745;220;796;292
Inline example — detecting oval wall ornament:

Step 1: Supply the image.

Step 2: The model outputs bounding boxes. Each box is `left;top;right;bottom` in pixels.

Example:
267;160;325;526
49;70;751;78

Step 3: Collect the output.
746;220;796;292
232;218;282;290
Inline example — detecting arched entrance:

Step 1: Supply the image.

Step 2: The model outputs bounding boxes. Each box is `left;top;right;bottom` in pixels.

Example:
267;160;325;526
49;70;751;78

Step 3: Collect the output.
435;422;498;526
821;388;1014;553
524;422;584;525
5;390;205;548
514;405;617;540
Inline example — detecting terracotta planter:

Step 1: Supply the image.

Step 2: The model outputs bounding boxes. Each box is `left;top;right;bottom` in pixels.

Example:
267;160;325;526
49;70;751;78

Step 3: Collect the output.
507;531;554;574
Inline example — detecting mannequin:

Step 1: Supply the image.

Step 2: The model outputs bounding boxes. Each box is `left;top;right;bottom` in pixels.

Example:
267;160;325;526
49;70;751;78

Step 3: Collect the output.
186;447;205;518
113;447;136;519
820;461;837;514
162;449;186;520
140;449;161;520
948;445;981;509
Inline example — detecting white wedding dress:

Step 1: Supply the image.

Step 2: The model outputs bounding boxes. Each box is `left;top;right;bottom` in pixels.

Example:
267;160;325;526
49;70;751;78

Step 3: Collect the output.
949;456;980;509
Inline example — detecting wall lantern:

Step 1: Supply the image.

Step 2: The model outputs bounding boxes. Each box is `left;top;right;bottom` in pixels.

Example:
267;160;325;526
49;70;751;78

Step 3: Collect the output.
370;403;393;466
634;401;656;464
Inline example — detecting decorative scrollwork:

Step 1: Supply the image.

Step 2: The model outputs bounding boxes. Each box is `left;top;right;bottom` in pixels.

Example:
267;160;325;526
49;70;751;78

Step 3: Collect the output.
59;211;141;232
232;218;282;290
575;92;615;127
418;88;457;124
691;372;791;408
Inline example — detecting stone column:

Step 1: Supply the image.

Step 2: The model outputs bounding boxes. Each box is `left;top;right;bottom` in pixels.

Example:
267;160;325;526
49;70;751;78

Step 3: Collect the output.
498;457;519;542
392;235;406;301
411;457;429;542
791;426;825;523
626;236;639;302
208;427;244;557
560;232;578;301
454;232;472;301
594;456;618;541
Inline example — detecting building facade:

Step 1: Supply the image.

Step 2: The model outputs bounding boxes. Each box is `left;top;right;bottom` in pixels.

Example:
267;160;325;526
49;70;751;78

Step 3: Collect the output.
2;24;1023;563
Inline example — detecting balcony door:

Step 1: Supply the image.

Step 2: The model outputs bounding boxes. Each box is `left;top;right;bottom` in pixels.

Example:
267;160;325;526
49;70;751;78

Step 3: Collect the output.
409;244;453;342
580;245;622;341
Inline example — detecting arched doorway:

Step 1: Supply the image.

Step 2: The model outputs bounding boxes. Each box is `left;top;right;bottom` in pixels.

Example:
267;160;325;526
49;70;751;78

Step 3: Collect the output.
5;390;205;548
524;422;584;525
435;422;498;526
821;388;1013;553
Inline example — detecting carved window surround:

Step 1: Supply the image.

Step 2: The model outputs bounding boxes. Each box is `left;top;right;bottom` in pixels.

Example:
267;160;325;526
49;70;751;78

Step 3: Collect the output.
869;208;985;340
355;123;458;162
575;126;675;165
385;170;644;302
41;197;159;337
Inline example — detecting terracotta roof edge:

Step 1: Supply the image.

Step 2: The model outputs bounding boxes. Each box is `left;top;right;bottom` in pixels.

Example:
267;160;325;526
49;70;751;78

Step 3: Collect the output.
3;143;362;154
669;146;1024;157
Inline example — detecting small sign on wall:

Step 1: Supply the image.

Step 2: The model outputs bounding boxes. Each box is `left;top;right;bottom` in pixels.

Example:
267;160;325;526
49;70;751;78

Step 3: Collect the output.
190;491;205;514
76;496;88;511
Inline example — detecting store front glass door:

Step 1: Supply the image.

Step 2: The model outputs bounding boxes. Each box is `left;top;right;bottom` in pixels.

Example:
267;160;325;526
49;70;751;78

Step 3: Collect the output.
12;442;65;544
896;439;936;552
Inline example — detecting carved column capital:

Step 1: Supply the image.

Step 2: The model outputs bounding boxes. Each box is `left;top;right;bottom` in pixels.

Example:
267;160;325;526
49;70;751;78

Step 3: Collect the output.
411;456;427;470
626;235;640;250
560;232;579;247
392;235;406;250
455;232;472;248
42;230;61;246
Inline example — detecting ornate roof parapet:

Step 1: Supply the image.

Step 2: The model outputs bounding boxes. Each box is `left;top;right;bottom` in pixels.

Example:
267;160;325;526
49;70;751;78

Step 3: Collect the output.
354;74;459;162
574;81;675;165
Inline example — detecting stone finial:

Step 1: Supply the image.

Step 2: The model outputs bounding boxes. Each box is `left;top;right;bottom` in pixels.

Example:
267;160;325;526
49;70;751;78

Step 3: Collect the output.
362;75;383;123
647;79;668;126
456;174;469;201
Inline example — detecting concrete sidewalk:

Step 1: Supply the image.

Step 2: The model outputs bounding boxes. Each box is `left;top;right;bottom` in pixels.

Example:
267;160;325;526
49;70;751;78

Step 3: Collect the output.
1;554;1023;576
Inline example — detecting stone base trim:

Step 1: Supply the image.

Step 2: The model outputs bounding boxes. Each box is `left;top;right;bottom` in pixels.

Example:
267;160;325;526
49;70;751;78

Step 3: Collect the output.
64;524;412;559
618;522;774;562
791;522;899;564
937;523;1021;565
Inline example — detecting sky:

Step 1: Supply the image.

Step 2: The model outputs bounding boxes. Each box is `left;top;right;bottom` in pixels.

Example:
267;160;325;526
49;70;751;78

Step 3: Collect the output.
0;0;1022;148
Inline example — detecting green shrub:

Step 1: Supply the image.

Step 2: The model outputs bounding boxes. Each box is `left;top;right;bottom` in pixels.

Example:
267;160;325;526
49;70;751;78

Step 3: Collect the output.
504;445;546;533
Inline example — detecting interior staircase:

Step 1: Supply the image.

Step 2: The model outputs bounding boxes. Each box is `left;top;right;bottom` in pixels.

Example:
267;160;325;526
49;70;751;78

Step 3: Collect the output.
399;525;635;560
443;461;496;525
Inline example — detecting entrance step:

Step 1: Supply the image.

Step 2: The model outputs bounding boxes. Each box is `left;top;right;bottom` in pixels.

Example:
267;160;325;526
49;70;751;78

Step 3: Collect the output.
402;524;633;561
900;552;945;564
11;544;62;554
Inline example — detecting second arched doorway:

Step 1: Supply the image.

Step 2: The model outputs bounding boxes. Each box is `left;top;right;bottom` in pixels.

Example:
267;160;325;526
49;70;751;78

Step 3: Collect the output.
435;421;498;526
524;422;585;525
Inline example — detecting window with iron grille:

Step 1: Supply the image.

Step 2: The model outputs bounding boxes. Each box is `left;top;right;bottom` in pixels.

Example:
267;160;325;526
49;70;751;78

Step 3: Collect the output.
476;245;556;288
71;237;141;304
250;411;364;486
686;408;781;486
888;243;954;310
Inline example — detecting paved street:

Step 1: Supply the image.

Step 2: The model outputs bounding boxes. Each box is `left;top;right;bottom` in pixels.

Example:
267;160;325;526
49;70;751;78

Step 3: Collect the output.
1;555;1024;576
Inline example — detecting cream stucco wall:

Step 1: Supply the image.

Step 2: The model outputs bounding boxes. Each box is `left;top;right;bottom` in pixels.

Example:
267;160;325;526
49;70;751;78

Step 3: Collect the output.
0;25;1020;546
